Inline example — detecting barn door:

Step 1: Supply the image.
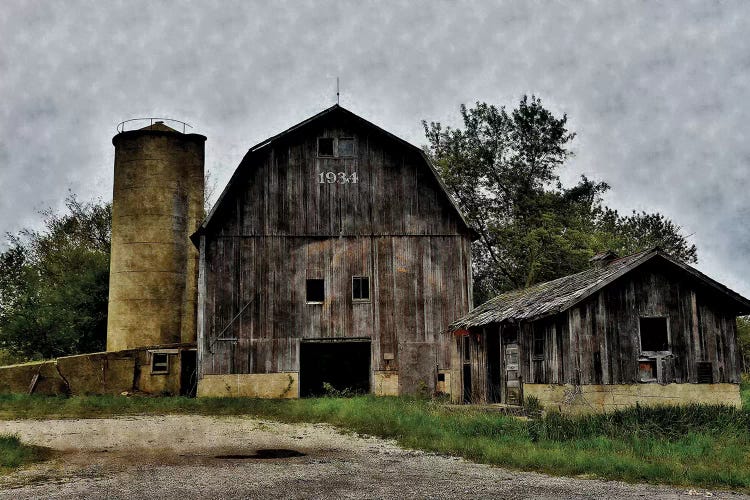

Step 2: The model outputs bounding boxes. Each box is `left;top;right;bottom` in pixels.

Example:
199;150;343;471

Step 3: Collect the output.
504;343;521;405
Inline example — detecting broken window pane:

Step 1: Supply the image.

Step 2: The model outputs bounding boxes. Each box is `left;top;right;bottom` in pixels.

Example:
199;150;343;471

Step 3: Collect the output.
640;317;669;352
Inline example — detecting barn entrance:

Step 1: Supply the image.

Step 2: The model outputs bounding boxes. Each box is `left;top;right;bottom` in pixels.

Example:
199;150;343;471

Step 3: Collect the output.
299;339;371;397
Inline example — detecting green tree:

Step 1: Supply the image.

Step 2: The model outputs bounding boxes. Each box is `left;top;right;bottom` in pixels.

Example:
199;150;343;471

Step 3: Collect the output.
737;316;750;375
0;195;111;360
424;96;697;303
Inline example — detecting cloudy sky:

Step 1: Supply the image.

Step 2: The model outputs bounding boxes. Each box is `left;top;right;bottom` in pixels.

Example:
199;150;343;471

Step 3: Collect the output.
1;1;749;297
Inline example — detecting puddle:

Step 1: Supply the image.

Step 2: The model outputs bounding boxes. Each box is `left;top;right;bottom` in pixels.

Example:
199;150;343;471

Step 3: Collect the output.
215;449;306;460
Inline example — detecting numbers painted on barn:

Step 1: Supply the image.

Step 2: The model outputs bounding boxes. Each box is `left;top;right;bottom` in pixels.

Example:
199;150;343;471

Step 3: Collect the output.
318;171;358;184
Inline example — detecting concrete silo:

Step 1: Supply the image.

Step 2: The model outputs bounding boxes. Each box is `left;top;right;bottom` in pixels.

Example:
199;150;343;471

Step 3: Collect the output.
107;120;206;351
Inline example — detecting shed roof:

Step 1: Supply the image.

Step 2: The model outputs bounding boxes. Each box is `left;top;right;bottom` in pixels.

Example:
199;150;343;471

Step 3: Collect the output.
449;248;750;330
195;104;476;239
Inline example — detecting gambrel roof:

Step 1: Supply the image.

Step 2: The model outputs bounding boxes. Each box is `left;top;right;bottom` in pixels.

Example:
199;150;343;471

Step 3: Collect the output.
194;104;476;240
450;248;750;330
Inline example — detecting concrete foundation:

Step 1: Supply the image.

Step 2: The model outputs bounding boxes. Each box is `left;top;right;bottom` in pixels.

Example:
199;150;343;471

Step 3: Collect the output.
373;371;399;396
197;373;299;398
524;383;742;414
0;344;195;396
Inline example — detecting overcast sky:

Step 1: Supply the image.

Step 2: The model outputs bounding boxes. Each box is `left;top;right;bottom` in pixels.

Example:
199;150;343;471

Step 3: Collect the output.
1;0;749;297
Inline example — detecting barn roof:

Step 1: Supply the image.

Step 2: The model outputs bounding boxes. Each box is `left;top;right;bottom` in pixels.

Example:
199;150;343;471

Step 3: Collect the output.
196;104;476;239
449;248;750;330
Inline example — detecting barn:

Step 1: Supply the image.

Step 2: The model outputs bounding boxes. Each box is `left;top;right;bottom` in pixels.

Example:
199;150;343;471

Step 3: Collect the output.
449;248;750;411
191;105;475;398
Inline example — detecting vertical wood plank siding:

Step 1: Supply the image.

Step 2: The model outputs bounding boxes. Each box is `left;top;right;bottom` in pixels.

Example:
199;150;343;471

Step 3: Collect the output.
200;112;472;394
516;262;742;389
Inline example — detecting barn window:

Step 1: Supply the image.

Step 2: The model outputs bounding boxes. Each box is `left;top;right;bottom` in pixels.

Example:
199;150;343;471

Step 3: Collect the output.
338;138;355;157
306;279;325;303
352;276;370;301
151;353;169;374
532;329;544;359
639;317;670;353
318;138;334;156
638;359;657;382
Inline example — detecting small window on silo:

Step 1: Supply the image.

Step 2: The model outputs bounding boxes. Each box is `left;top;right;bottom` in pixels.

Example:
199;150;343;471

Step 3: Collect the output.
318;138;334;157
151;353;169;374
338;138;355;157
306;279;325;303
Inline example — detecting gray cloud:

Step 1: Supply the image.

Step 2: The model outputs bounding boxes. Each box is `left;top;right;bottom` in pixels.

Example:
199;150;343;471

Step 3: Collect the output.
1;0;749;296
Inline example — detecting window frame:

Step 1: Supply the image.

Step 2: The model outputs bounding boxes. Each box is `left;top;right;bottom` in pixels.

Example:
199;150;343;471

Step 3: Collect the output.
317;137;335;157
351;275;370;303
337;137;356;157
638;316;671;356
532;328;545;360
151;352;169;375
305;278;325;304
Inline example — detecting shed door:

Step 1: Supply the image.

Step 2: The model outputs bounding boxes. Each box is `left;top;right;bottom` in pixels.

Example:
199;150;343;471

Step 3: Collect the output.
504;343;521;405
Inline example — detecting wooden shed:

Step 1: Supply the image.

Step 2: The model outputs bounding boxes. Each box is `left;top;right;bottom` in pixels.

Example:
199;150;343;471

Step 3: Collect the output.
449;248;750;411
192;105;475;398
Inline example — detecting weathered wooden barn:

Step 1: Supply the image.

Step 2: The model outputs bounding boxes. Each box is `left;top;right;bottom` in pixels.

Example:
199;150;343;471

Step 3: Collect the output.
449;249;750;411
192;105;475;398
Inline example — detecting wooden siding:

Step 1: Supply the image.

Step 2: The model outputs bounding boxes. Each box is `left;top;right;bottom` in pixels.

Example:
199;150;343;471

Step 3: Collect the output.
520;262;743;387
199;111;473;395
210;114;465;238
468;260;742;404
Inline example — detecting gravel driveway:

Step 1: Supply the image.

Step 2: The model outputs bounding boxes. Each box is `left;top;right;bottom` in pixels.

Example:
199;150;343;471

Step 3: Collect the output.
0;415;744;499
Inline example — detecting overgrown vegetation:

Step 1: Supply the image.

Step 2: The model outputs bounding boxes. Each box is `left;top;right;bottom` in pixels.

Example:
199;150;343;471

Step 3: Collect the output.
1;392;750;490
0;195;111;360
0;434;48;472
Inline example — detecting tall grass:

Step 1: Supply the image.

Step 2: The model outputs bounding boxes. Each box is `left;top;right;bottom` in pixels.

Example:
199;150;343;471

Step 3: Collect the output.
1;392;749;489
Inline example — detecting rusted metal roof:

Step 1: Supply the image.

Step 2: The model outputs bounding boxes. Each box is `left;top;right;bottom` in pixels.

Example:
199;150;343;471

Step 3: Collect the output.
449;248;750;330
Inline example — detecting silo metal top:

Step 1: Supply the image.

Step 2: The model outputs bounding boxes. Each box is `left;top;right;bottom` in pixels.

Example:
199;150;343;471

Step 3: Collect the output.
113;118;207;145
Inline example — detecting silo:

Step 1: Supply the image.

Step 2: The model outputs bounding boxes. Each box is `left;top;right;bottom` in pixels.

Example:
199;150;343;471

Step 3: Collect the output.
107;120;206;351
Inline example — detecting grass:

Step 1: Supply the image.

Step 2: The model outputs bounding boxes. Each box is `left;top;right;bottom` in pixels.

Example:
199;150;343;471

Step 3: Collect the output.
0;383;748;488
0;434;48;472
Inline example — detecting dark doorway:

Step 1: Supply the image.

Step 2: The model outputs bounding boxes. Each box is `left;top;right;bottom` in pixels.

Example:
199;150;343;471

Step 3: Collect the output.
180;350;197;397
300;340;371;397
462;364;472;403
486;333;502;403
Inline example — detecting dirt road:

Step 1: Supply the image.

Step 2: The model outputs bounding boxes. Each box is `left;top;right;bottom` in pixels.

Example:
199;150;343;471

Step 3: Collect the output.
0;415;744;499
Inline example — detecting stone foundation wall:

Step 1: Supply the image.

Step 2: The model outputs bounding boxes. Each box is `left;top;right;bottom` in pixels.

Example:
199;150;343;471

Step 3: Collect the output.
197;373;299;398
0;344;194;396
524;383;742;414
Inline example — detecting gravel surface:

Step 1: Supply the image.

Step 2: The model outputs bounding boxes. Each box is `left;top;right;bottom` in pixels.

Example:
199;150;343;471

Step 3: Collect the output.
0;415;745;499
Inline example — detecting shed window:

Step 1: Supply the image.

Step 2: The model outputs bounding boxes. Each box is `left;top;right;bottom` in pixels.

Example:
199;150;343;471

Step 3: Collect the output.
306;279;325;303
318;138;334;156
352;276;370;301
532;329;544;358
640;317;669;352
338;138;355;157
638;359;657;381
151;353;169;374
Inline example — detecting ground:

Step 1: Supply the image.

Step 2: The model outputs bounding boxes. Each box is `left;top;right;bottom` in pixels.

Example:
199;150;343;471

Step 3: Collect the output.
0;415;744;499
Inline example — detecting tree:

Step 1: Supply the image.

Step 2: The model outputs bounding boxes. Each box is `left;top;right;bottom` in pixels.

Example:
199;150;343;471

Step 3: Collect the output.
0;195;111;360
424;96;697;303
737;316;750;375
